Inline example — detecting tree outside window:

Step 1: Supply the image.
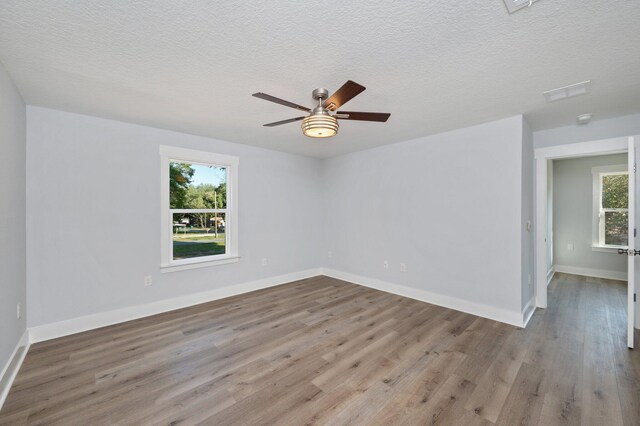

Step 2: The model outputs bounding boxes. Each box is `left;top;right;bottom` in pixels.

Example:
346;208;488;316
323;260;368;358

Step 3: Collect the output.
598;172;628;247
169;162;228;260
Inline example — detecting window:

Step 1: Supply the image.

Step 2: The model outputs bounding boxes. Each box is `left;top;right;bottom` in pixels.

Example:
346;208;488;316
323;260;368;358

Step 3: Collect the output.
592;165;628;249
160;146;239;272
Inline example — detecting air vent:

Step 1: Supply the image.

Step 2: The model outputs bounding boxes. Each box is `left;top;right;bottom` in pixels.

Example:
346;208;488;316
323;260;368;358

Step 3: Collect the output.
577;113;593;125
503;0;539;14
543;81;591;103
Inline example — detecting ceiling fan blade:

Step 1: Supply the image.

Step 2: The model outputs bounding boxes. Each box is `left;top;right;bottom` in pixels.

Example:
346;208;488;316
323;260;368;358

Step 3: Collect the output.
263;116;306;127
323;80;366;111
252;93;311;112
336;111;391;122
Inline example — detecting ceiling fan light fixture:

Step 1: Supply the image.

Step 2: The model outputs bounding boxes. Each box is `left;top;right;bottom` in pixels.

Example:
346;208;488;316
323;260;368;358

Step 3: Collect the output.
301;114;339;138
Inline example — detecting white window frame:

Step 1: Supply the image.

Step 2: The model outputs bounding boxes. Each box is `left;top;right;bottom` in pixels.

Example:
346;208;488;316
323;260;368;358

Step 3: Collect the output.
160;146;239;272
592;164;628;251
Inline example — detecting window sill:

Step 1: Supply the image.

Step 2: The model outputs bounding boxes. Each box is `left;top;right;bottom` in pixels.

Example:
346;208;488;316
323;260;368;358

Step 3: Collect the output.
591;245;627;253
161;256;240;273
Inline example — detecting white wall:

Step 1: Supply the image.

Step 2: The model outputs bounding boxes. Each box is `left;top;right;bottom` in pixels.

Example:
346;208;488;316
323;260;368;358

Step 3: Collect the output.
322;116;528;323
0;64;27;375
553;154;627;276
521;119;535;309
21;105;640;334
26;107;322;328
534;113;640;149
546;161;553;281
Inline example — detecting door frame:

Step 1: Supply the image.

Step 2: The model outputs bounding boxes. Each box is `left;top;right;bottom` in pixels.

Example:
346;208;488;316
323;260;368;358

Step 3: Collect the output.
534;136;634;342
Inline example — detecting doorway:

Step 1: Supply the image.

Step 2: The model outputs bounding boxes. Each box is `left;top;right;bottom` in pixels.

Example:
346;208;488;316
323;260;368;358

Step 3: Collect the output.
552;154;628;279
535;136;637;348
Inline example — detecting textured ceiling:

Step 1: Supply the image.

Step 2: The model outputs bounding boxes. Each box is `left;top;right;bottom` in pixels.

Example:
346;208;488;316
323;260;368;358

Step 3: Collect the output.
0;1;639;158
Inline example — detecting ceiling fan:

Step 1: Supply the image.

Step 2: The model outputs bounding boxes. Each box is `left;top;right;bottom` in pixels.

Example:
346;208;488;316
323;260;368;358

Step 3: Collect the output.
252;80;390;138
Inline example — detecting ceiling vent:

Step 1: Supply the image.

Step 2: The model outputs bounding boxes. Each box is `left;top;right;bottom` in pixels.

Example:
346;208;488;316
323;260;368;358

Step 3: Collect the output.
577;113;593;125
543;80;591;103
503;0;539;13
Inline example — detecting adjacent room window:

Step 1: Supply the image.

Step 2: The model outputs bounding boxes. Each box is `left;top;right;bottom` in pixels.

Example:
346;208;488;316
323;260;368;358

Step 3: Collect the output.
160;146;239;271
592;165;628;248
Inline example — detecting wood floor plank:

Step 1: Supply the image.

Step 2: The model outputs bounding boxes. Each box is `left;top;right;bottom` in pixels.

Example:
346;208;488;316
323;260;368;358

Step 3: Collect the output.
495;361;547;426
1;273;639;425
399;373;477;425
274;382;355;425
538;392;581;426
372;349;468;425
464;327;529;422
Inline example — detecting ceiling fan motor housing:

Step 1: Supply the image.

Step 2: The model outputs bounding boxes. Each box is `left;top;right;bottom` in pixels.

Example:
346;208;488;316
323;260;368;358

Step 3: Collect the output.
301;87;338;138
303;88;338;138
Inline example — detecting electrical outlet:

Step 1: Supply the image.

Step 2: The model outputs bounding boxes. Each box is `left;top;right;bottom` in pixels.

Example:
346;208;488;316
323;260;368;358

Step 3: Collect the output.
144;275;153;286
327;251;333;258
567;243;574;251
400;263;407;273
383;261;389;270
261;258;268;266
17;303;21;319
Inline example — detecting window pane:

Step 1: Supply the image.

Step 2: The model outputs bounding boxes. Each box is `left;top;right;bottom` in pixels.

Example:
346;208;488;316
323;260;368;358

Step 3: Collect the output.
602;174;628;209
172;212;226;260
604;211;628;246
170;162;227;209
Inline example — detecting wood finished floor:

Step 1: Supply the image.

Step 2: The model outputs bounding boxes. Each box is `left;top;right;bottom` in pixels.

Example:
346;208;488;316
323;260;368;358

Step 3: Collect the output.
1;273;639;425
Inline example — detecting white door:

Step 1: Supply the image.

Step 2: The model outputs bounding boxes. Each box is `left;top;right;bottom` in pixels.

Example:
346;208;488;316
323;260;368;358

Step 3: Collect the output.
628;136;636;349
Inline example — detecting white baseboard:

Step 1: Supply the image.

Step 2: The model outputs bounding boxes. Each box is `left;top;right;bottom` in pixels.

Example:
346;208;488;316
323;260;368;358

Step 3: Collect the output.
553;265;627;281
0;329;30;411
29;268;321;344
25;265;543;347
546;267;555;286
320;268;526;328
522;297;536;328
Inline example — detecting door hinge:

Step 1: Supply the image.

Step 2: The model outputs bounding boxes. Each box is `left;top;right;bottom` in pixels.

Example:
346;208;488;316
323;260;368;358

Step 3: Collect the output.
635;293;637;303
635;228;637;238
